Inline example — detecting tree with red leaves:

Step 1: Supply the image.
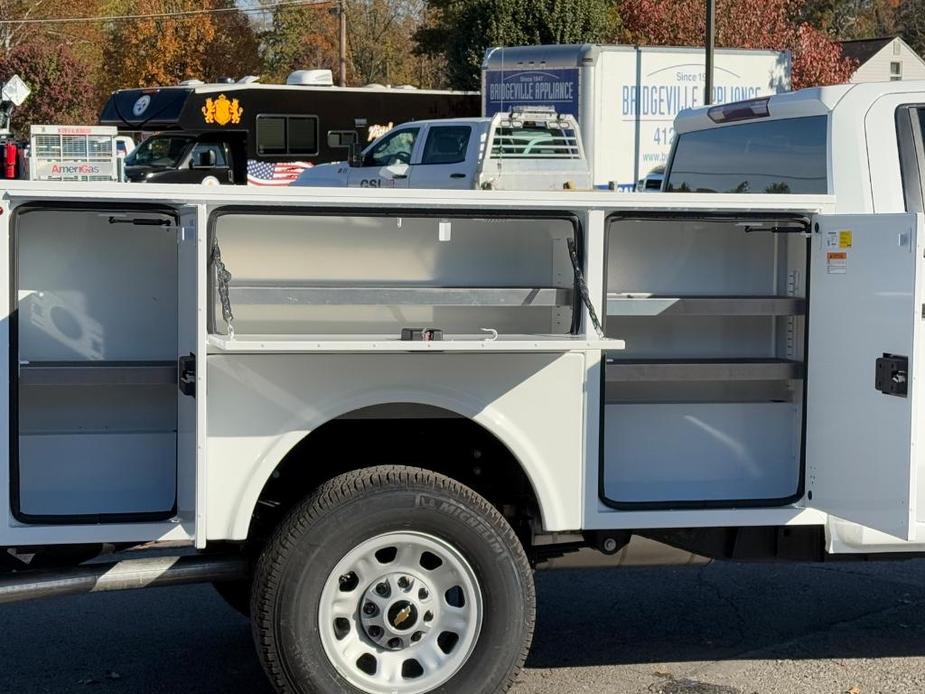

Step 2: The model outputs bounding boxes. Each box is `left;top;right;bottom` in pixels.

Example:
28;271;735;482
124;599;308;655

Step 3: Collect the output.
0;40;98;136
620;0;857;89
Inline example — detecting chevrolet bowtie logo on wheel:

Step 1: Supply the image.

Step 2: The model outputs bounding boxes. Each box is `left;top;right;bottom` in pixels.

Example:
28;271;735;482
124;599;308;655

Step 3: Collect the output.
201;94;243;126
391;604;413;628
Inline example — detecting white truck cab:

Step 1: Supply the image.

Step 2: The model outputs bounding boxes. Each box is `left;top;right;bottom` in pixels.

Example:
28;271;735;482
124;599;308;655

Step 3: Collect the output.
666;81;925;214
292;107;592;191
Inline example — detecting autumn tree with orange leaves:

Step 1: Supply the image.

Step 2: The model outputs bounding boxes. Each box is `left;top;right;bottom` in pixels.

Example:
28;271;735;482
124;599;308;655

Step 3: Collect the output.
101;0;260;90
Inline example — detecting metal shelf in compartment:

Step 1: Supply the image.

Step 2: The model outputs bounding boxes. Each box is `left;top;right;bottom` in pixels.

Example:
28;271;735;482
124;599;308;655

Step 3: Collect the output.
606;295;805;317
605;358;804;383
18;361;177;387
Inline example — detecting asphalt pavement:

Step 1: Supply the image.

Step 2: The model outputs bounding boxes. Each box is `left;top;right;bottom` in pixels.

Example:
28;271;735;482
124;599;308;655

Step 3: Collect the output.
4;558;925;694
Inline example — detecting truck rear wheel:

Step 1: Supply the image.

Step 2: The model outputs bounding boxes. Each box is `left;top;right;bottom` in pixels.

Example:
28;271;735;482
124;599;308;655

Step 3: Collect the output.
251;465;535;694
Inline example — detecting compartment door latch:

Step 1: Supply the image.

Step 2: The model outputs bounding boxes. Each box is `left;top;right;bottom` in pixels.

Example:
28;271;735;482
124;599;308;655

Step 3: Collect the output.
178;353;196;397
875;353;908;397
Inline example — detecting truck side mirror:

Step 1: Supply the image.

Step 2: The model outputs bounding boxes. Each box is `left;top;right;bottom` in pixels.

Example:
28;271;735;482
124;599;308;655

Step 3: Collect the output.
327;130;360;166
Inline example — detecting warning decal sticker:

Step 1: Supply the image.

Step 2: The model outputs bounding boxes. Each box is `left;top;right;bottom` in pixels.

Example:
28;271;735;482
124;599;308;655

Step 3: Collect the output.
827;251;848;274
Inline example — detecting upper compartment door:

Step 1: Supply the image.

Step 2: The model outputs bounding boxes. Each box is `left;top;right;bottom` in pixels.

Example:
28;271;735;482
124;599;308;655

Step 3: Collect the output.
806;213;925;540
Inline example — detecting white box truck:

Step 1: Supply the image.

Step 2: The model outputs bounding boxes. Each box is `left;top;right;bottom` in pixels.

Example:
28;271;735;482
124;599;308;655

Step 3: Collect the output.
2;80;925;694
482;44;791;190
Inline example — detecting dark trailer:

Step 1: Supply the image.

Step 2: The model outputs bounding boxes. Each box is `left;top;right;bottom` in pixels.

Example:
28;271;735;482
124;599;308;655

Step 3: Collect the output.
99;71;479;185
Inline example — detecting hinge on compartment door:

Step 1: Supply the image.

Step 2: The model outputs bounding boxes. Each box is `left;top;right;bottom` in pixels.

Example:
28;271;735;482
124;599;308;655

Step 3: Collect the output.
178;353;196;397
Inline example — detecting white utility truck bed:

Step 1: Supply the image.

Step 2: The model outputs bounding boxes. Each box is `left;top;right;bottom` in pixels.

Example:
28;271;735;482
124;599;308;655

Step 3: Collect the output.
2;80;925;694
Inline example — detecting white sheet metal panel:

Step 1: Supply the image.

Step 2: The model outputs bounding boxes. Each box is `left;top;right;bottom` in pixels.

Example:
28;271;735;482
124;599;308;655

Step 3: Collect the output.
205;352;587;539
806;213;924;539
1;179;834;216
18;432;176;516
603;402;799;503
16;209;178;361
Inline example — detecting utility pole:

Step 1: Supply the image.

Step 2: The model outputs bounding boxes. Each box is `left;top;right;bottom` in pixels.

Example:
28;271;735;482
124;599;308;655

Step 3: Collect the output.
704;0;715;105
338;0;347;87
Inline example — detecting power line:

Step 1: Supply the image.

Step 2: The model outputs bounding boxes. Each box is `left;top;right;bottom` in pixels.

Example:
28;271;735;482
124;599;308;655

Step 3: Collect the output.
0;0;335;26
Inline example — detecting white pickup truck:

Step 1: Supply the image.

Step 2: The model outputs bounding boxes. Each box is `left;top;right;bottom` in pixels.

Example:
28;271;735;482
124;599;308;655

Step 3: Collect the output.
292;107;592;191
663;81;925;214
3;81;925;694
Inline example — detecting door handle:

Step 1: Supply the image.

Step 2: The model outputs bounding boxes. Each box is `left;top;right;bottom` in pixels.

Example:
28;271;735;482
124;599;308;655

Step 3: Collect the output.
178;353;196;397
875;353;908;397
392;173;408;179
450;173;466;179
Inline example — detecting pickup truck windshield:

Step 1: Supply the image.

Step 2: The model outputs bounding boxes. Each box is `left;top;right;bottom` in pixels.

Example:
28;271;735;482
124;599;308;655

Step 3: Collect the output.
126;135;195;168
363;127;420;167
665;115;828;194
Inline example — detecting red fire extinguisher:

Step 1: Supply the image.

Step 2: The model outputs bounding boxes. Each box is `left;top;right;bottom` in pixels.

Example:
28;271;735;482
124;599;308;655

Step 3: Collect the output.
4;141;16;179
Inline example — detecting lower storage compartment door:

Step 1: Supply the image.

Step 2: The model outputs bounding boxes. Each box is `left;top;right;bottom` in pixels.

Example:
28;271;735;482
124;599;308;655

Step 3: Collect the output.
17;432;177;518
601;402;800;507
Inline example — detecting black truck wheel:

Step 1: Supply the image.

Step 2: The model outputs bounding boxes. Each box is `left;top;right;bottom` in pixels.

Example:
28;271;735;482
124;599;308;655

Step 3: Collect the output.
251;465;535;694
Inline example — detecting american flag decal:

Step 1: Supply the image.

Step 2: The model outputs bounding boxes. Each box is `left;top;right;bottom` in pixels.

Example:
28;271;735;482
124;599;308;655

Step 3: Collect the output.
247;159;312;186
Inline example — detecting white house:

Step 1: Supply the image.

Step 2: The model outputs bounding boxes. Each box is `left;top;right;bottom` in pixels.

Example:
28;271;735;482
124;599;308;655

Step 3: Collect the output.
840;36;925;83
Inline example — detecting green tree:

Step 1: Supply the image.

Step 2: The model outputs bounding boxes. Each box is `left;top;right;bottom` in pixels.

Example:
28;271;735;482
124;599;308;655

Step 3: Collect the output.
260;2;340;83
415;0;618;90
261;0;444;88
899;0;925;56
801;0;898;38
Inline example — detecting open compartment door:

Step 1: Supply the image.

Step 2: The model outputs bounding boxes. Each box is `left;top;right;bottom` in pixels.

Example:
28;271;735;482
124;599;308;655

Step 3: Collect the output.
806;213;925;540
177;205;204;539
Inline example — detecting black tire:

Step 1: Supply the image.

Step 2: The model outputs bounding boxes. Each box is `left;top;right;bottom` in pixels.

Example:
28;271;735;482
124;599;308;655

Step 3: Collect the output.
252;465;535;694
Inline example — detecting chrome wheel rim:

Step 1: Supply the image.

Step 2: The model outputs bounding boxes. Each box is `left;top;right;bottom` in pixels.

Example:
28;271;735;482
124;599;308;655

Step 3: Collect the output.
318;531;483;694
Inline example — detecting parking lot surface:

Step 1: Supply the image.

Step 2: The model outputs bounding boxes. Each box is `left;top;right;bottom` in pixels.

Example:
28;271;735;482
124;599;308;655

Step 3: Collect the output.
5;559;925;694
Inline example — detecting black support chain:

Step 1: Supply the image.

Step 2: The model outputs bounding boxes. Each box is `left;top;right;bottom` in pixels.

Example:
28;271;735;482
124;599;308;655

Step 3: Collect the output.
566;237;604;339
210;239;235;337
